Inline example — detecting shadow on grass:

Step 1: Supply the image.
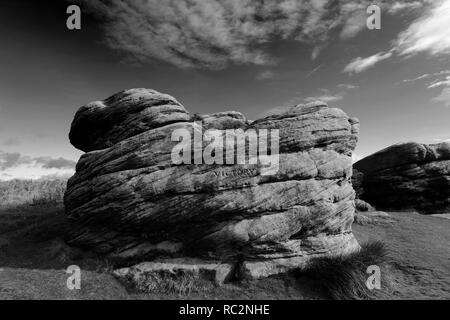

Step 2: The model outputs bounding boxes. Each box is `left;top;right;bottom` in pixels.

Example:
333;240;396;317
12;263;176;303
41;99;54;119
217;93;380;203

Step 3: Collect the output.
0;204;112;272
294;241;389;300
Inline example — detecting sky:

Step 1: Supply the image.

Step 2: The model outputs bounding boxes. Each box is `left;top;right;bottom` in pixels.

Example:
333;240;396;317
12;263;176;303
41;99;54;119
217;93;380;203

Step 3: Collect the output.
0;0;449;179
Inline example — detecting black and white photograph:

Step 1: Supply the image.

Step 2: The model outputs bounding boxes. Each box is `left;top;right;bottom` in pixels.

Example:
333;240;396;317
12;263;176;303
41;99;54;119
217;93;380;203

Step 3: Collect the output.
0;0;449;305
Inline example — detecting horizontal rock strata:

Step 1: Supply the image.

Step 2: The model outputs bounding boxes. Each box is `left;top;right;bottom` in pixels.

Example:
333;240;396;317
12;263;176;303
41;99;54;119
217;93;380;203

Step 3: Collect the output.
354;142;450;214
65;88;361;279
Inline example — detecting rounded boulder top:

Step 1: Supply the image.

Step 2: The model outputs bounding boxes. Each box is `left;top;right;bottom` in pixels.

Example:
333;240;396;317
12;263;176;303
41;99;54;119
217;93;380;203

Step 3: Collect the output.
355;141;450;174
69;88;190;152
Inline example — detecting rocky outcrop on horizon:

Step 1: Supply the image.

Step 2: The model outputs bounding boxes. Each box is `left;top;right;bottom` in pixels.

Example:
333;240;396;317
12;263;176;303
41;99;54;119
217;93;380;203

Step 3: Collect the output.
354;142;450;214
64;88;360;280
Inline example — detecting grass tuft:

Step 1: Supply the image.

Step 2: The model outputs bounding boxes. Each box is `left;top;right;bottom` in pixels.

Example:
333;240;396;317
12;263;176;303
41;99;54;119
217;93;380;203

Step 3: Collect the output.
131;270;201;296
296;241;389;300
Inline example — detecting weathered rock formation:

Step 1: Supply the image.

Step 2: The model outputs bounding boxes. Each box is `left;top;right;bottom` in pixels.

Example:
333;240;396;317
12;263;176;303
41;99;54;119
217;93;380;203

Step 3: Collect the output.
354;199;374;212
65;88;360;279
114;258;233;288
354;142;450;214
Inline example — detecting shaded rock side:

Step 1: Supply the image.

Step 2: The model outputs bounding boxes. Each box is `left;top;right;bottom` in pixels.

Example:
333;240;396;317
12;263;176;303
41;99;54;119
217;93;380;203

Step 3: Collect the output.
65;89;361;278
354;142;450;214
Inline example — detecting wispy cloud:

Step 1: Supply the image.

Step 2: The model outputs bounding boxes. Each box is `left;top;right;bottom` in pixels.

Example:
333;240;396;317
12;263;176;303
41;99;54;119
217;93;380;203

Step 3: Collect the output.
311;46;323;60
402;73;432;83
35;157;78;170
428;74;450;107
304;94;344;103
402;70;450;107
337;83;359;90
433;137;450;143
401;70;450;83
0;150;76;180
343;52;393;74
387;1;424;15
305;64;323;79
76;0;418;69
395;0;450;57
255;70;275;81
339;2;367;40
302;84;358;104
432;87;450;107
260;81;358;117
344;1;449;74
427;76;450;89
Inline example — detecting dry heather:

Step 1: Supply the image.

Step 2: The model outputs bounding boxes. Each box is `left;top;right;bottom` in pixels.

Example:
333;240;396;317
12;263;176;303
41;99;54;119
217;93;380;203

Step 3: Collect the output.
296;242;388;300
0;179;66;208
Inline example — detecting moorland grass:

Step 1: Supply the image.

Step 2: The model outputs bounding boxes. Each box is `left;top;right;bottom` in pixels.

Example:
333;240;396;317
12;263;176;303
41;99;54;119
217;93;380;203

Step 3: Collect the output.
296;241;389;300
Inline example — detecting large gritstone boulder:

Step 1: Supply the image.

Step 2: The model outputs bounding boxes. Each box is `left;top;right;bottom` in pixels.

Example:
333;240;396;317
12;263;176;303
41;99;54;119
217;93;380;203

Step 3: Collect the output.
354;142;450;214
64;88;360;279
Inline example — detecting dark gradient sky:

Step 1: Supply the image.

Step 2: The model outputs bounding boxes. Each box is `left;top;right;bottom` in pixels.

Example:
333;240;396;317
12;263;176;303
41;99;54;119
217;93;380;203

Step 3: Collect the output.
0;0;449;179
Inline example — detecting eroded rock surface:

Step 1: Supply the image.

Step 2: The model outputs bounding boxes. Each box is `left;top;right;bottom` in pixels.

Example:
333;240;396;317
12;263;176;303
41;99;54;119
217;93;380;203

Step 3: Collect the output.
65;88;360;279
354;142;450;214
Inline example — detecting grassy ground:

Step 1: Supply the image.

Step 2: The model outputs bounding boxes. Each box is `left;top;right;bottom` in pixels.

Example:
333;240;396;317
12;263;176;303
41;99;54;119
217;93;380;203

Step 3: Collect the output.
353;211;450;299
0;205;449;300
0;179;66;208
0;205;322;300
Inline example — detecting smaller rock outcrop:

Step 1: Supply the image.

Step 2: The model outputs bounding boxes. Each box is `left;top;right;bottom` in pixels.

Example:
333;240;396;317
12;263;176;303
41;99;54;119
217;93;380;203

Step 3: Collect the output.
354;199;374;212
352;198;392;225
114;258;234;292
354;142;450;214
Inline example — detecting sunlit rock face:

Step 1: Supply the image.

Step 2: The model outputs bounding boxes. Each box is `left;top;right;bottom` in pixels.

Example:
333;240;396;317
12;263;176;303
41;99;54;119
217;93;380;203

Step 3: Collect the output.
354;142;450;215
65;88;360;279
